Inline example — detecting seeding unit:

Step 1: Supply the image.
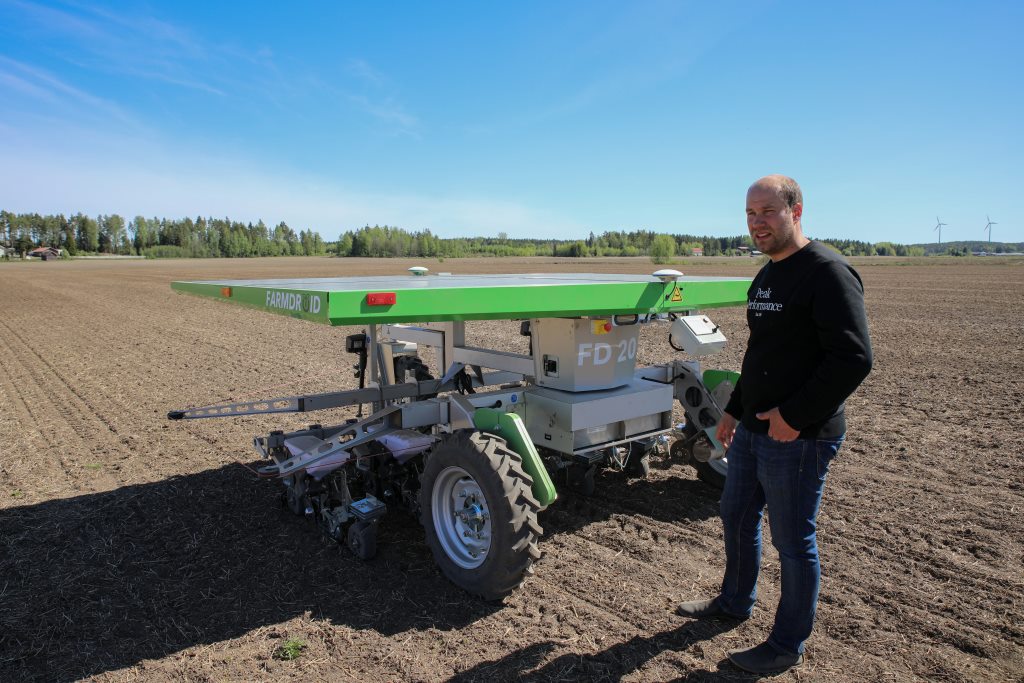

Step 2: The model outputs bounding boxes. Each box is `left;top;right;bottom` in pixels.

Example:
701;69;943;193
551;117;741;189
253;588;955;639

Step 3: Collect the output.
169;269;750;599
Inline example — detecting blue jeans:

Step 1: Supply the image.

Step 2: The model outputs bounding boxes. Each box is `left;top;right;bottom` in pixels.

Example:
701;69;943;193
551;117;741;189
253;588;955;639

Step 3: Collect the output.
717;423;844;656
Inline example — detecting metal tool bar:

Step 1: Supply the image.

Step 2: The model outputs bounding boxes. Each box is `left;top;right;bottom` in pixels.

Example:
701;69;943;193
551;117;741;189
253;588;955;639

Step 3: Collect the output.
168;371;526;420
453;345;534;376
380;324;446;347
572;427;674;455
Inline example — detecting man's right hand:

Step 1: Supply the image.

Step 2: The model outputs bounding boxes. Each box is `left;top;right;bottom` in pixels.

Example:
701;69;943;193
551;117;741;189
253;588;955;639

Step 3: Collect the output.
716;413;738;449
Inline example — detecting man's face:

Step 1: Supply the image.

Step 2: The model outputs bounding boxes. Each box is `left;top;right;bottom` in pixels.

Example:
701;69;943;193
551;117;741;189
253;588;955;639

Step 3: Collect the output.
746;184;802;257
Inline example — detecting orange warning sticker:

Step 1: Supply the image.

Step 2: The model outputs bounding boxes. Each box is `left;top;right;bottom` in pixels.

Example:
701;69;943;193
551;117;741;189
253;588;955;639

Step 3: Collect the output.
670;286;683;302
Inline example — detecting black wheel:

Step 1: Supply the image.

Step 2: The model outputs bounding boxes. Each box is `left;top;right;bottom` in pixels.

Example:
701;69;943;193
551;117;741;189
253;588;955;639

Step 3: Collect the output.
669;438;690;461
348;520;377;560
692;456;727;490
625;441;652;478
285;477;307;516
567;462;596;495
420;430;543;601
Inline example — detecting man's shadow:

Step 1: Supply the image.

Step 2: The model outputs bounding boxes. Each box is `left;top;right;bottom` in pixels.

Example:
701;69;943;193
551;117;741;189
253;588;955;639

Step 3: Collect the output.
0;457;722;682
448;618;763;682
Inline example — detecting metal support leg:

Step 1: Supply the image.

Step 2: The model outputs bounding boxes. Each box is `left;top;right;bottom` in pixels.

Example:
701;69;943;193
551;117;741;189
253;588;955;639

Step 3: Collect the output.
368;324;380;412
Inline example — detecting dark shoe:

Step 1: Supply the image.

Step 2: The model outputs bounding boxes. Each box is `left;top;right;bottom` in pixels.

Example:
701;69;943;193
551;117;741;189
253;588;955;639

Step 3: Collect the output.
676;597;747;620
727;641;803;674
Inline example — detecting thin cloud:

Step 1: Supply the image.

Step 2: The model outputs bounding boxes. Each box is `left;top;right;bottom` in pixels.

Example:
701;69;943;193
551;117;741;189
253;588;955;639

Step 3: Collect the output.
74;1;208;59
0;69;54;101
5;0;225;95
0;56;137;126
339;58;420;135
3;0;105;39
345;93;419;134
3;2;417;132
484;3;745;128
345;58;386;87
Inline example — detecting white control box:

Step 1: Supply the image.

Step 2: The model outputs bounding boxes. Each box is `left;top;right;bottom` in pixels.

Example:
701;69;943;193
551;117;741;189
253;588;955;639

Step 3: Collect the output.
670;315;727;356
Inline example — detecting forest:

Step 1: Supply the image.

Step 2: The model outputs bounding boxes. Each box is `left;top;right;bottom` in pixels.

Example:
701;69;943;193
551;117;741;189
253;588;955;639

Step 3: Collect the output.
0;211;326;258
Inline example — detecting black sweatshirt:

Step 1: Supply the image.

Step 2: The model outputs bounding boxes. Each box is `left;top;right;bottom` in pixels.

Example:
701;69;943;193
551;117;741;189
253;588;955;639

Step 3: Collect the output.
724;241;873;439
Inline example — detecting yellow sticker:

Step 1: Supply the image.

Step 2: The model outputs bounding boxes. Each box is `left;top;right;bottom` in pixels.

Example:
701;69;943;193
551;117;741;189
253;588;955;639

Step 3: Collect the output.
670;286;683;302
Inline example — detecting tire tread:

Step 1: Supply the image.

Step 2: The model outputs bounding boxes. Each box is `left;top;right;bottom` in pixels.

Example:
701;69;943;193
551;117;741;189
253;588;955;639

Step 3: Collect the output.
420;430;544;600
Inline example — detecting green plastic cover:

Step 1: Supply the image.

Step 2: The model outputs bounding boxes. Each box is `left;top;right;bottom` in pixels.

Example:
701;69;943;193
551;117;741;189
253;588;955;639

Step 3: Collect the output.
702;369;740;394
472;407;557;510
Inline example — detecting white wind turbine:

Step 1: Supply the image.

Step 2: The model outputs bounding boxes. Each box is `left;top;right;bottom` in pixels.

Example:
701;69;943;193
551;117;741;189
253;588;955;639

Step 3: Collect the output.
934;216;947;244
984;216;997;244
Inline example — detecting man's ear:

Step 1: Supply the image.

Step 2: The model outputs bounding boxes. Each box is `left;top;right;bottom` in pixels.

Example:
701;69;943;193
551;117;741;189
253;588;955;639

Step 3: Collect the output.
792;203;803;222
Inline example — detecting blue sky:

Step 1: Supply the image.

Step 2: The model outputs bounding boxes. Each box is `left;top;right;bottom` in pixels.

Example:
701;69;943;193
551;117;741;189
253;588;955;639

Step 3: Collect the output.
1;1;1020;244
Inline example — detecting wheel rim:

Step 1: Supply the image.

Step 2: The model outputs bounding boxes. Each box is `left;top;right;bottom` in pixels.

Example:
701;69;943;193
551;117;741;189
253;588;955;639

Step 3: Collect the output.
431;466;491;569
707;455;729;478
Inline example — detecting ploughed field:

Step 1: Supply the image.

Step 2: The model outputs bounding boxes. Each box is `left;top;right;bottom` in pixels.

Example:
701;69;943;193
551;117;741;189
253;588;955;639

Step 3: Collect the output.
1;256;1021;682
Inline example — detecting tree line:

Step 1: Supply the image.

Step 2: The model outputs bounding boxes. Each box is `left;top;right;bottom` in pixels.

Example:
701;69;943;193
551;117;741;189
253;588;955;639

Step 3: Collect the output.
336;225;764;258
0;211;326;258
336;225;925;258
3;210;970;261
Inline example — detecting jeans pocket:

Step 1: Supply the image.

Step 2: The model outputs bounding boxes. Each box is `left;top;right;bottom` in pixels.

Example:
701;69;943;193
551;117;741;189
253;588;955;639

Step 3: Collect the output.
815;438;844;479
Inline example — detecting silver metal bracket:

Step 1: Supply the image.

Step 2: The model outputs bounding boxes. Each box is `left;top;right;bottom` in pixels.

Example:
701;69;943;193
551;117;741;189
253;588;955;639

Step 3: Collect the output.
257;406;404;478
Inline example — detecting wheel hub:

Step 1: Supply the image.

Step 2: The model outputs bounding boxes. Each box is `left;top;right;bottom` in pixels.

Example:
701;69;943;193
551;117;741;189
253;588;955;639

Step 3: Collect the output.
432;467;492;569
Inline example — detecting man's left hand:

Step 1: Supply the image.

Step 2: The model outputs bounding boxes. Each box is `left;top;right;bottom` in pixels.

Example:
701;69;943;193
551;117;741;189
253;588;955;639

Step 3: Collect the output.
755;407;800;442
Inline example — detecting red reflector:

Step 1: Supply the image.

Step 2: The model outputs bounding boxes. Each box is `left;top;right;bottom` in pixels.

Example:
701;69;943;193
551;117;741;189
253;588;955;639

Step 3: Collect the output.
367;292;396;306
220;287;232;297
603;322;612;332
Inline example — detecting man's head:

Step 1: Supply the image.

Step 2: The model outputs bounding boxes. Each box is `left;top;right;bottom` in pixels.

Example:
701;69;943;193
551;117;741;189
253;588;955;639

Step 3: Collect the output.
746;174;808;262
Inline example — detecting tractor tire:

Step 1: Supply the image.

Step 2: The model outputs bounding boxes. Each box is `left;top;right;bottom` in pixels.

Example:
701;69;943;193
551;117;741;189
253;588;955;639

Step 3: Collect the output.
420;430;543;601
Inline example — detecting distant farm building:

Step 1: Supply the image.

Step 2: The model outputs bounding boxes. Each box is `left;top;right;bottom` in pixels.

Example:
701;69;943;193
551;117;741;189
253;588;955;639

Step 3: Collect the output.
28;247;63;261
690;247;704;257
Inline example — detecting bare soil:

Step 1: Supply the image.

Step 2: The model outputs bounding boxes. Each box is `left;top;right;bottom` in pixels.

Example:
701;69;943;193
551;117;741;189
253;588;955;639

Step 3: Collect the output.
1;256;1022;682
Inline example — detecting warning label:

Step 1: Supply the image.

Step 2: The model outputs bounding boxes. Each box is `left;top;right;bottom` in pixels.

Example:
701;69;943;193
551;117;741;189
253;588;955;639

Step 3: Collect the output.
670;286;683;302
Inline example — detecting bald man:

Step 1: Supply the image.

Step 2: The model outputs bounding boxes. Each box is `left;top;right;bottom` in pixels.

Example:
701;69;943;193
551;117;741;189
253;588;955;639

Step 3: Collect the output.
677;175;873;674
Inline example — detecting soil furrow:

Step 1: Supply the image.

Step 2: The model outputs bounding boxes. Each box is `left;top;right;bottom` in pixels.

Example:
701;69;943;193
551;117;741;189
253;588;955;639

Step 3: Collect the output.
0;320;123;450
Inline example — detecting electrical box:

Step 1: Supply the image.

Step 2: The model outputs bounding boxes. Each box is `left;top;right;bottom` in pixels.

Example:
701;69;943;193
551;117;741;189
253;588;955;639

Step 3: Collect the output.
530;317;641;391
670;315;727;356
515;376;672;455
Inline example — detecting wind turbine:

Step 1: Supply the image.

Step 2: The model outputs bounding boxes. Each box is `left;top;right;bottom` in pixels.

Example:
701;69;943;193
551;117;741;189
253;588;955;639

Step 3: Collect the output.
934;216;947;244
984;216;997;244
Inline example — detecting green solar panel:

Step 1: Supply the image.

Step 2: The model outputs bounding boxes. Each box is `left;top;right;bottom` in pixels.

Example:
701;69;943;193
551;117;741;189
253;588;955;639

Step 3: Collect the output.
171;272;751;325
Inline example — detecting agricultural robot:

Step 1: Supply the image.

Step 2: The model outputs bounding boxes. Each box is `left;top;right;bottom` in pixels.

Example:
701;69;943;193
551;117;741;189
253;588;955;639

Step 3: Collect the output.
169;270;749;599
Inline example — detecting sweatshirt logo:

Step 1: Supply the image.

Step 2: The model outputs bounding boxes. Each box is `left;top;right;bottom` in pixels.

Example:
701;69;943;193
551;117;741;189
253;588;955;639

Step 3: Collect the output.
748;287;782;314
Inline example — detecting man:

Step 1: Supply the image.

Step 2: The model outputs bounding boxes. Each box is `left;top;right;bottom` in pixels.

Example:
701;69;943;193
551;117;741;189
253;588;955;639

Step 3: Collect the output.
677;175;872;674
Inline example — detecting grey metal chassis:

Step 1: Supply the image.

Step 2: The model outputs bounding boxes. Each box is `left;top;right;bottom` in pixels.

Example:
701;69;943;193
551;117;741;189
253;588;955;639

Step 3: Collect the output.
172;318;727;473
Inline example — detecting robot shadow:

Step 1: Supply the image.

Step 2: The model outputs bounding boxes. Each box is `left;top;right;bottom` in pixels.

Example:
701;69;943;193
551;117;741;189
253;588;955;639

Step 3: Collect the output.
0;457;721;681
